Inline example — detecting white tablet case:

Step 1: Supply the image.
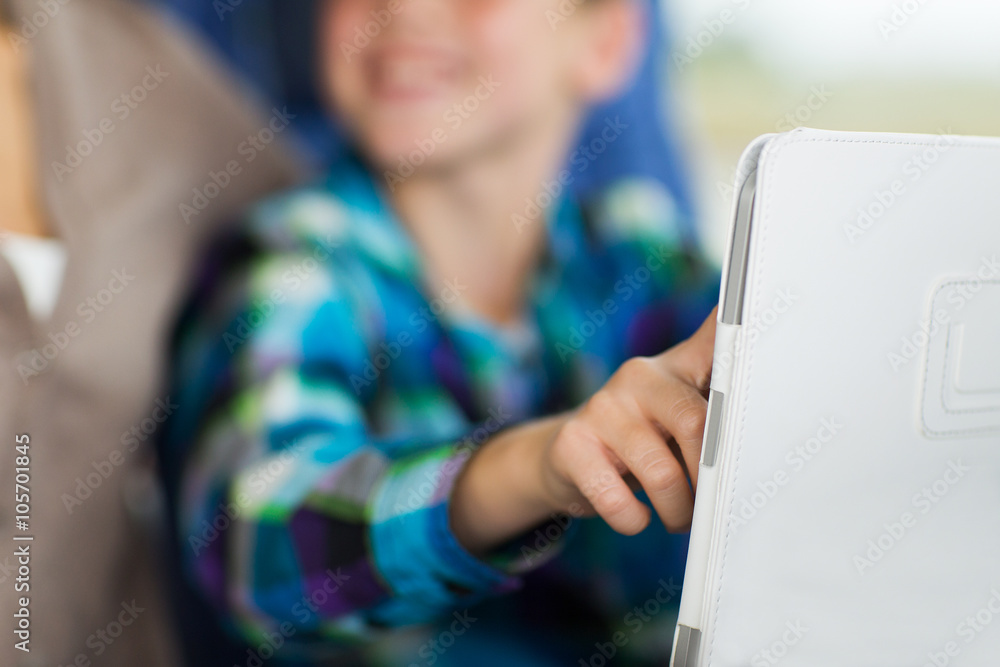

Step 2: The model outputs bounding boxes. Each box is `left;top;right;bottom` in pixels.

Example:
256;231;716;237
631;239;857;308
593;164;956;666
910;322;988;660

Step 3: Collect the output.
672;128;1000;667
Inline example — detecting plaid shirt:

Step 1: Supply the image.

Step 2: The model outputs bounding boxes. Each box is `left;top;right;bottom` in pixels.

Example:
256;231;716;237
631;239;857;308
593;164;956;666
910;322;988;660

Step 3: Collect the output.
162;153;719;666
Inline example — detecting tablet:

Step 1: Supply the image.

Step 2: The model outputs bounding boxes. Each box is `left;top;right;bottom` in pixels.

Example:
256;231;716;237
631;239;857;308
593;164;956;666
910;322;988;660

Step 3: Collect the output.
672;128;1000;667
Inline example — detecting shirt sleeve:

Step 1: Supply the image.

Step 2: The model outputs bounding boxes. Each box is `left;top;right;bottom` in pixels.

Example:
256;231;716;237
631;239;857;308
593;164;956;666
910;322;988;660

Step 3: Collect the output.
168;231;566;652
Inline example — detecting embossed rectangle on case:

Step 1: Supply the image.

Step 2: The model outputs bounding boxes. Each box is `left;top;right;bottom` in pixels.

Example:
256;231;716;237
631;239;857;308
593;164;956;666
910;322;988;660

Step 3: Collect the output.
921;278;1000;437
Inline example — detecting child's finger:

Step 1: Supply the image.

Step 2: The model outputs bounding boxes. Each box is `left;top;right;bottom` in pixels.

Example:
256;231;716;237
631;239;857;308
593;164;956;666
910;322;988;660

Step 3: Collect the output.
560;432;651;536
665;306;718;393
640;380;709;489
613;421;696;533
607;357;709;489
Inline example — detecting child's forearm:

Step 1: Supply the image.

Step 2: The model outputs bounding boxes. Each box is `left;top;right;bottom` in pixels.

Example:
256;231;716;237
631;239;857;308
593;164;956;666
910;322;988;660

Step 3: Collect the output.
450;414;572;556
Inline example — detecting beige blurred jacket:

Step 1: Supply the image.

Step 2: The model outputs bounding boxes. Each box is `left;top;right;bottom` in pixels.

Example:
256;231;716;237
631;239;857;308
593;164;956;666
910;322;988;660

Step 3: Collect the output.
0;1;300;665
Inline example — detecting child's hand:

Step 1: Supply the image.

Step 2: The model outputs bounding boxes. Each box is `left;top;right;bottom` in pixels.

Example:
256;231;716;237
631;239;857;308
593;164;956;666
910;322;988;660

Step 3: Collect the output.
539;308;716;535
451;309;717;554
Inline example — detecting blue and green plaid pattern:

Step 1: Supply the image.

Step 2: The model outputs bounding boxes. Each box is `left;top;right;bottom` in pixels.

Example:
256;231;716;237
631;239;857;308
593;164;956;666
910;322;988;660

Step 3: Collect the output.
163;153;719;666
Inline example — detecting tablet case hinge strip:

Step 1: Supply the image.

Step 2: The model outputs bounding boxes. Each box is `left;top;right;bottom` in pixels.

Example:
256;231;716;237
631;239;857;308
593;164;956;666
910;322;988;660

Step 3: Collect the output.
710;322;739;395
721;168;757;325
672;624;702;667
700;390;725;468
703;321;739;468
704;160;755;469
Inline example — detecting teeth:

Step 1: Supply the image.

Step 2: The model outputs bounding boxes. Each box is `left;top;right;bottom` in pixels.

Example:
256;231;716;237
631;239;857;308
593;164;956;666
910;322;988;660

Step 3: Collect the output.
377;57;452;92
384;61;423;86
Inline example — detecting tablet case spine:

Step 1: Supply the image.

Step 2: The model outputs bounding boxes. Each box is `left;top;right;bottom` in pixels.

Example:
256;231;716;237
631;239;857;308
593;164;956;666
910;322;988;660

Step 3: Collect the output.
670;133;778;667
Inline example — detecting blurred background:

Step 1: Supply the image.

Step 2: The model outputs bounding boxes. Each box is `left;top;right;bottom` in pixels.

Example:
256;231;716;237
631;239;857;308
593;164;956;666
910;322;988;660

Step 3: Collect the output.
152;0;1000;262
664;0;1000;260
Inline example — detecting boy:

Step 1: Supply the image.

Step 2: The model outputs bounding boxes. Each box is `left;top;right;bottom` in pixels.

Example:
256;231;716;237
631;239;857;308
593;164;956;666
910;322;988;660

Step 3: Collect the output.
165;1;719;664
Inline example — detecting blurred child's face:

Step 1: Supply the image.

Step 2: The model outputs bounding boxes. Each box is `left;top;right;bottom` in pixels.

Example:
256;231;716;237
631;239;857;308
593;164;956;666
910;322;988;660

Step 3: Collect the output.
321;0;637;175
